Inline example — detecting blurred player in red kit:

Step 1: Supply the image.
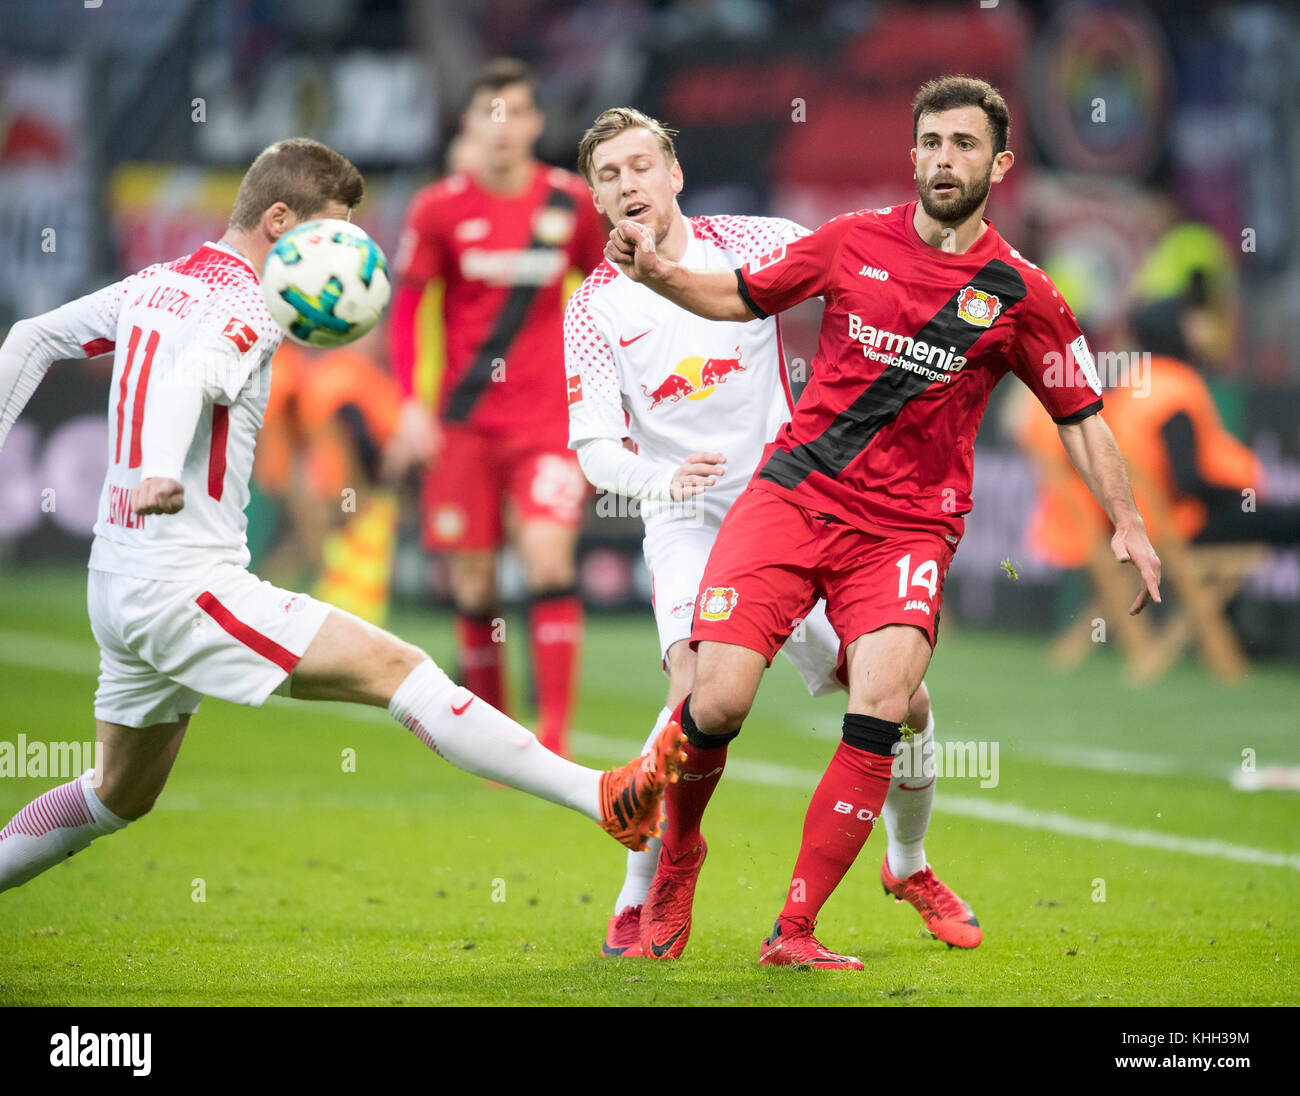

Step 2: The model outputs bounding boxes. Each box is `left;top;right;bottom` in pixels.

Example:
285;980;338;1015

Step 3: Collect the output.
387;60;607;757
607;76;1163;967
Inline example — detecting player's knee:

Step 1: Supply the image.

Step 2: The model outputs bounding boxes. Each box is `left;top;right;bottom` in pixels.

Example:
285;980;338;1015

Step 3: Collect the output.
905;682;931;730
686;688;750;739
852;692;911;725
523;564;575;593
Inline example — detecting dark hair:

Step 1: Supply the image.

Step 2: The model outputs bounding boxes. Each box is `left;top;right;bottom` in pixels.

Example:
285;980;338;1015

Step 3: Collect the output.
466;58;536;109
229;138;364;231
912;75;1010;155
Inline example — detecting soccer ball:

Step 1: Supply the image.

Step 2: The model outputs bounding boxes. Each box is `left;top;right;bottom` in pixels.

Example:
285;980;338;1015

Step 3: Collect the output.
262;219;391;348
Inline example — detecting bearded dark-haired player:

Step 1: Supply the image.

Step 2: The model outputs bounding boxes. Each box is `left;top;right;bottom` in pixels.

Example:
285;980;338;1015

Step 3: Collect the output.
605;75;1163;968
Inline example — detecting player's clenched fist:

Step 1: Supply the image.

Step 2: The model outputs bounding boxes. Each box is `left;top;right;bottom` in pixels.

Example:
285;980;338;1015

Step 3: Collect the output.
605;219;667;283
130;477;185;515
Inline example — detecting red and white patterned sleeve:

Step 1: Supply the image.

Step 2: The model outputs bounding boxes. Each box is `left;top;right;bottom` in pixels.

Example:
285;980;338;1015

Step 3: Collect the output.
564;264;627;447
734;214;855;319
695;214;811;265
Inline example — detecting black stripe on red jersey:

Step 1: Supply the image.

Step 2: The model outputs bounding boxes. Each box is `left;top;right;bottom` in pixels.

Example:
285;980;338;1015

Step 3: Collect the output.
759;258;1028;490
443;187;577;423
1052;397;1103;425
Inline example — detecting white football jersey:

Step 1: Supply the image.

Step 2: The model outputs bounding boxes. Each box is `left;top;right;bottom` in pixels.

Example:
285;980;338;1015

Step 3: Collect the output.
565;215;806;525
66;241;284;579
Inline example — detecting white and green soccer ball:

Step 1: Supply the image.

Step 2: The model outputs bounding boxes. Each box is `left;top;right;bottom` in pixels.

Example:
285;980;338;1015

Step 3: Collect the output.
262;219;391;347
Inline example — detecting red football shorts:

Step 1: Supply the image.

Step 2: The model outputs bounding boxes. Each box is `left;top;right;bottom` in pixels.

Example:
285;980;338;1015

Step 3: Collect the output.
422;423;590;551
691;487;955;659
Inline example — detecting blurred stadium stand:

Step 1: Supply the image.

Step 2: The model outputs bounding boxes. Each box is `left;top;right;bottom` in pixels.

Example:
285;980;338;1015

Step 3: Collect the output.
1;0;1296;660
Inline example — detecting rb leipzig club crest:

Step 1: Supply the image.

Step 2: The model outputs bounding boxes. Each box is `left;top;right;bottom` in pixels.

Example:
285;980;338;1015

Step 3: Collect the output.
956;286;1002;328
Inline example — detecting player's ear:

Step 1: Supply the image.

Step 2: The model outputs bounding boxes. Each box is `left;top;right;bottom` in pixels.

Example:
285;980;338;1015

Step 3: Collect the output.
669;160;684;196
990;149;1014;184
263;202;296;241
909;147;918;168
589;187;609;220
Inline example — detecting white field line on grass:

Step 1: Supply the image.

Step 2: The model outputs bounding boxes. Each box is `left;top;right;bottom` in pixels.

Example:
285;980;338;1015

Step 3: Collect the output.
1;630;1297;870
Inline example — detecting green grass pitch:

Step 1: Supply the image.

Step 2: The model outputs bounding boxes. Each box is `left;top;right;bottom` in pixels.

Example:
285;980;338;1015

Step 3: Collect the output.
0;566;1296;1006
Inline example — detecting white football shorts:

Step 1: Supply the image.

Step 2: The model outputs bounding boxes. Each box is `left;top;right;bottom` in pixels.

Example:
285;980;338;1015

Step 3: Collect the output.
88;565;332;728
642;515;843;698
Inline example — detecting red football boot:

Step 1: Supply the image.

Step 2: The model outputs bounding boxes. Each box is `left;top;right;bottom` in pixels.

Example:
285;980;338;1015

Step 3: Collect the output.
601;905;644;958
639;838;706;960
881;857;982;948
758;917;864;970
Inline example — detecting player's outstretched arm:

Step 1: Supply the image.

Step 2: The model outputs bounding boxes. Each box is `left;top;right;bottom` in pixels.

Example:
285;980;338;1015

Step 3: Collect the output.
606;220;756;323
575;437;725;502
1058;413;1162;614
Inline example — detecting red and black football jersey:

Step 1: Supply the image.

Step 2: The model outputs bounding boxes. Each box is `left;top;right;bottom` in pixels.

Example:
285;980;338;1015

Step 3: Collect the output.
392;162;606;443
736;201;1103;544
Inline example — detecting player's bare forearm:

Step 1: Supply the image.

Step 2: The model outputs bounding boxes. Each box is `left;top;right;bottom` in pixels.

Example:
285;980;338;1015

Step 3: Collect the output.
604;219;754;323
1058;414;1162;613
647;263;755;323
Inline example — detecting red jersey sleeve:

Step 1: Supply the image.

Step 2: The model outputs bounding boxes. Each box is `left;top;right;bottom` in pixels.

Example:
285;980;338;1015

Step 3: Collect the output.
1009;280;1104;424
388;187;447;399
570;194;608;276
735;213;856;319
392;189;446;288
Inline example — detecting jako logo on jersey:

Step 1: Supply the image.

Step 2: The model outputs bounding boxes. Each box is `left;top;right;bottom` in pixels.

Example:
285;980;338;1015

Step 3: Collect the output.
956;286;1002;328
699;586;739;621
641;348;746;409
903;599;931;614
857;265;889;281
222;317;258;354
846;313;967;379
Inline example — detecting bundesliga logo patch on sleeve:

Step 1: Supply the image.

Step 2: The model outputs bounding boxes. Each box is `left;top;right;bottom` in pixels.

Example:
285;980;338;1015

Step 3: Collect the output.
566;373;583;406
747;244;787;274
221;317;259;354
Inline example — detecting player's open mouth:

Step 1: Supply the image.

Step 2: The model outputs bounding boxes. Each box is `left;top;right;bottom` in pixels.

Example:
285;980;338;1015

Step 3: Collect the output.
932;181;959;195
624;203;651;218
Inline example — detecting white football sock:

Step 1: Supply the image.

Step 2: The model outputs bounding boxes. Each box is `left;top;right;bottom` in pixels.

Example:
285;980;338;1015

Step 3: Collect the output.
613;706;670;913
0;769;128;892
883;708;936;880
389;659;600;819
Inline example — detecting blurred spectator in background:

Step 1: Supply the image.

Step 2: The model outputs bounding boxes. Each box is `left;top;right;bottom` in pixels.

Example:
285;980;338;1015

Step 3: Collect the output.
254;326;401;624
384;59;607;758
1018;290;1300;572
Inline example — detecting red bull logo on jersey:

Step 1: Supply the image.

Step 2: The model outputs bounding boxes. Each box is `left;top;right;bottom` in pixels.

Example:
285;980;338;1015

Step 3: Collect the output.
699;586;739;621
641;349;746;409
956;286;1002;328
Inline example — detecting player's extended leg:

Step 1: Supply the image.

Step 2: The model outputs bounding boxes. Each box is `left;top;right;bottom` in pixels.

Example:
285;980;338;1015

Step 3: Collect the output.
289;607;681;850
638;640;767;959
881;679;982;947
513;515;582;759
448;548;508;714
602;639;696;956
760;624;931;969
0;717;187;893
